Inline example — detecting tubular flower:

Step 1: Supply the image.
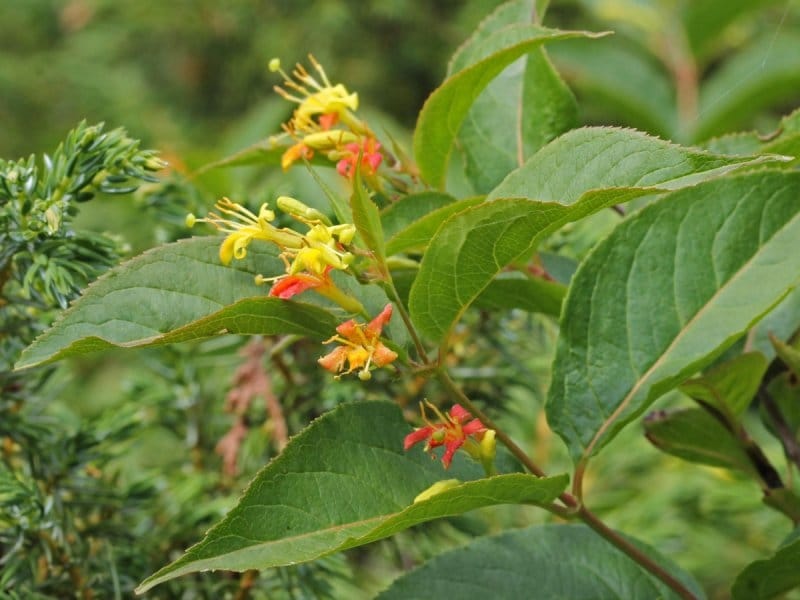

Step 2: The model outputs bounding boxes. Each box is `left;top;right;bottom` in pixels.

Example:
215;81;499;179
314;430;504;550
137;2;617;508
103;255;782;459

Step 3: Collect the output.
188;196;364;313
318;303;398;380
404;402;496;471
269;56;378;174
187;197;303;265
270;55;359;129
336;137;383;179
266;270;330;299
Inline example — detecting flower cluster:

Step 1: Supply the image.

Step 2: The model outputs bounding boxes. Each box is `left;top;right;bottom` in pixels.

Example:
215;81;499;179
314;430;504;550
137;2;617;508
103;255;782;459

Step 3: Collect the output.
318;303;398;380
269;56;383;180
404;402;496;472
187;196;362;313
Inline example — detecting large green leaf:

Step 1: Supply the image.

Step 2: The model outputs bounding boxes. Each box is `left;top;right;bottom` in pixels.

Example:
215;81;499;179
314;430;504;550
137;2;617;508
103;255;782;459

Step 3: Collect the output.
732;529;800;600
547;171;800;463
694;33;800;141
377;524;705;600
409;128;784;343
488;127;784;202
413;24;605;188
451;0;578;193
15;237;338;369
137;401;567;593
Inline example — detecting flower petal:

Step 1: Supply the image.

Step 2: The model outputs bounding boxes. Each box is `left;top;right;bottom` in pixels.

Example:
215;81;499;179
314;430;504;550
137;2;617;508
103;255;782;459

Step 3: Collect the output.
442;438;465;469
366;303;393;337
404;426;434;450
462;419;486;436
268;273;321;299
449;404;471;423
318;346;349;373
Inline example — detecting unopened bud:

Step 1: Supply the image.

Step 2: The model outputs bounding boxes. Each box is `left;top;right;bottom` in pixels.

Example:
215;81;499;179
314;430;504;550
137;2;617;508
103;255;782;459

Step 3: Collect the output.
277;195;331;225
480;430;496;464
330;223;356;245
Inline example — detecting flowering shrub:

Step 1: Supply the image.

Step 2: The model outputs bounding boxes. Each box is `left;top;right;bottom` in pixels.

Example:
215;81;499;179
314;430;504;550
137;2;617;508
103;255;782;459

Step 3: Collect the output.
7;0;800;598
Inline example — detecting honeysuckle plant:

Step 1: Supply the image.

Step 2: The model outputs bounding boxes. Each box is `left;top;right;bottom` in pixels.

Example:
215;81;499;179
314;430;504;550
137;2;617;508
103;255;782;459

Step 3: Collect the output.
11;1;800;598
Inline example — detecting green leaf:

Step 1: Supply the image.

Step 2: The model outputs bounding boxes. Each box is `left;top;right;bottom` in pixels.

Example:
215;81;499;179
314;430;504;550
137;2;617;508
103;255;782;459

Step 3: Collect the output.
385;196;483;256
451;0;578;192
413;24;606;188
702;132;763;156
350;170;386;264
136;401;567;593
644;408;757;476
547;171;800;463
409;128;783;343
488;127;785;202
475;273;565;317
15;237;338;369
732;529;800;600
694;33;800;141
377;524;705;600
703;108;800;170
771;335;800;378
380;191;458;240
762;108;800;170
680;352;768;416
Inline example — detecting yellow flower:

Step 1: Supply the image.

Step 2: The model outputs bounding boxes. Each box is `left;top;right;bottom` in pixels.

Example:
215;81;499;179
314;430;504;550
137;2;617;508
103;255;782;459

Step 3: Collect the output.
269;56;373;171
189;196;366;313
188;198;303;265
271;55;359;135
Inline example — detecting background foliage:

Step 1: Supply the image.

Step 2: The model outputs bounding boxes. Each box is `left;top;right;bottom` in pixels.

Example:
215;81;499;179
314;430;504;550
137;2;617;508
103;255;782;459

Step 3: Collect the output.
2;1;800;598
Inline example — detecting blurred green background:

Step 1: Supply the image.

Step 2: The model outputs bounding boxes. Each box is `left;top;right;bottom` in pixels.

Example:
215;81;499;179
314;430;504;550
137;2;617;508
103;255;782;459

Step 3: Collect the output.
3;1;800;598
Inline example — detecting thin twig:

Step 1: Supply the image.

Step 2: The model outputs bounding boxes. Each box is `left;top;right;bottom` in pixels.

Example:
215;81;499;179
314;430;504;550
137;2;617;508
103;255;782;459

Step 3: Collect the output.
579;507;699;600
